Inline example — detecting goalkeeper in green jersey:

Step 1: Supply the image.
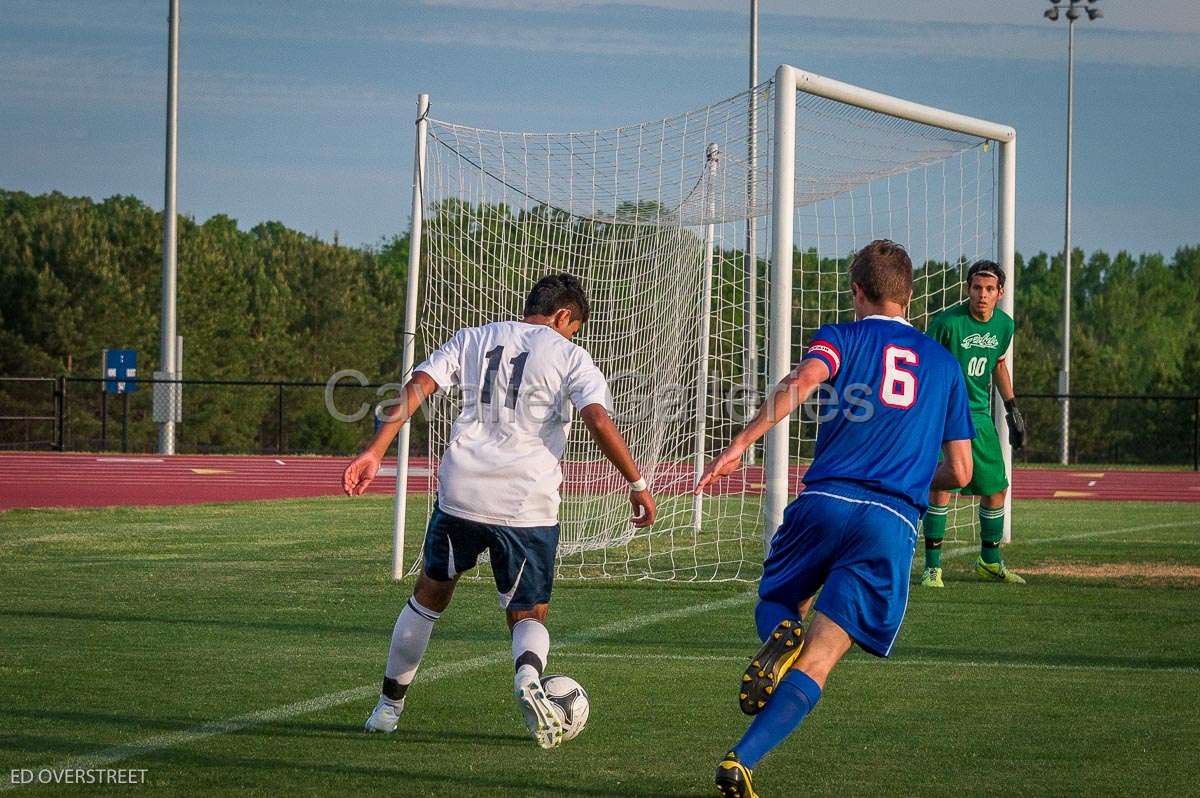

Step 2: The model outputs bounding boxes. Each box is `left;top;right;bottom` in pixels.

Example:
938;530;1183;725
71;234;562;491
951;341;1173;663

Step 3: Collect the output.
921;260;1027;587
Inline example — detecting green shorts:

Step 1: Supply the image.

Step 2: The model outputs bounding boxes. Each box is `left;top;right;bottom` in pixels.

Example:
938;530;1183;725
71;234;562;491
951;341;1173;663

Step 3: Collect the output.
956;412;1010;497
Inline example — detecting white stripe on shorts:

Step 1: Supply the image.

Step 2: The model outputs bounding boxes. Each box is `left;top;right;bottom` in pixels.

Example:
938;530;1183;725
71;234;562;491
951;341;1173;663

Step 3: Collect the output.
497;558;528;609
801;490;918;537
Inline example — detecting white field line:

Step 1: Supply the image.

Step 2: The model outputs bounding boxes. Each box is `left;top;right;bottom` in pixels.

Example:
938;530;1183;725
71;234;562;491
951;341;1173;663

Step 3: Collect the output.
1118;540;1200;545
0;591;754;791
941;520;1199;560
561;651;1200;675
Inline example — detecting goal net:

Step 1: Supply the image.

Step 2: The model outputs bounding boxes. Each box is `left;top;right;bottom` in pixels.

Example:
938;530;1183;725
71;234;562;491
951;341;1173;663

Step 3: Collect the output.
397;66;1015;582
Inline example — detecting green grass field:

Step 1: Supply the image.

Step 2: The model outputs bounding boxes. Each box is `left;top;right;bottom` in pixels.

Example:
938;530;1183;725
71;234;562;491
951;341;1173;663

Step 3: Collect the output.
2;497;1198;797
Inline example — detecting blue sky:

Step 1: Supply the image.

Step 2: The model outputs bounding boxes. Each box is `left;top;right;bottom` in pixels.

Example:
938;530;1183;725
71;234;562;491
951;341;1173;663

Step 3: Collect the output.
1;0;1196;257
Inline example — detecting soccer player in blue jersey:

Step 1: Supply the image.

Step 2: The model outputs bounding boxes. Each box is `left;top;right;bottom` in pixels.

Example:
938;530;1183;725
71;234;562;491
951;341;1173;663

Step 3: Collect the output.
695;240;975;797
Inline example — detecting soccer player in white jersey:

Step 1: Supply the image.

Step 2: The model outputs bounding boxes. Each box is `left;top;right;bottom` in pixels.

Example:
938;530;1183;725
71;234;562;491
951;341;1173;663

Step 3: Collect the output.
342;274;656;749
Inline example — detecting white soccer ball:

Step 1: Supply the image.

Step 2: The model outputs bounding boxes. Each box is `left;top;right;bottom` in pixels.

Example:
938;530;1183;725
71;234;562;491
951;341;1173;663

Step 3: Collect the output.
540;674;590;742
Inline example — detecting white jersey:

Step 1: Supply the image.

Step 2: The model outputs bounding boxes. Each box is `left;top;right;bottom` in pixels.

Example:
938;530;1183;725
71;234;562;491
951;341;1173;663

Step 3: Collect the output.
414;320;611;527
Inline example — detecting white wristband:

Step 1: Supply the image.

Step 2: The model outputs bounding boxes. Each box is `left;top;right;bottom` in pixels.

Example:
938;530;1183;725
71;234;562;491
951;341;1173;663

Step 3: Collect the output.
628;477;647;492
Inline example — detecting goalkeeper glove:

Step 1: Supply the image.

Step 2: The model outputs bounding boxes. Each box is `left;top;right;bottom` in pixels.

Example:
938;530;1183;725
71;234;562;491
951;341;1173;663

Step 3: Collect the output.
1003;398;1025;450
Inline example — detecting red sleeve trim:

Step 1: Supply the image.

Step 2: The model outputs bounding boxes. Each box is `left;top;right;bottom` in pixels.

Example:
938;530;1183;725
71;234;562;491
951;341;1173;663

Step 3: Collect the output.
804;340;841;377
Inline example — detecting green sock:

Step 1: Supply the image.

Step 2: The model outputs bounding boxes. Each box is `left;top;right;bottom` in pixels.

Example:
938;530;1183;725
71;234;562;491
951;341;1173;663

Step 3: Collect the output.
979;505;1005;565
923;503;949;569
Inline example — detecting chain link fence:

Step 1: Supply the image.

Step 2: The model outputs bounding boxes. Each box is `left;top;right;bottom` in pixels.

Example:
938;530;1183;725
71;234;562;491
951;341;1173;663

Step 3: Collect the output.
0;377;63;450
0;376;431;456
1;377;1197;468
1014;393;1199;469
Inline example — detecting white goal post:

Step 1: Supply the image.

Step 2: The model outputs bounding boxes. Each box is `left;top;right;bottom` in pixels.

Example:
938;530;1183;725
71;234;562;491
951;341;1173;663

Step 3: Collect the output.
764;65;1017;549
392;65;1017;581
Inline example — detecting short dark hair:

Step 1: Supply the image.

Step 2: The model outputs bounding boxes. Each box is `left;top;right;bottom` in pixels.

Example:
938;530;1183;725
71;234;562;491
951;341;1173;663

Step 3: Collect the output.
523;273;590;323
849;239;912;304
967;260;1006;289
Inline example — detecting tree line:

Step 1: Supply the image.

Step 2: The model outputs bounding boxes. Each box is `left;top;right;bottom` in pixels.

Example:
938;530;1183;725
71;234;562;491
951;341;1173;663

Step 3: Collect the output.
1;188;1196;462
0;188;407;452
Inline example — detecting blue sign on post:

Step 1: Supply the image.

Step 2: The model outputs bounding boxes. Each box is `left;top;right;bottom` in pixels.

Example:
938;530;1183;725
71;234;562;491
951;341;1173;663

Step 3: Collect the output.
103;349;138;394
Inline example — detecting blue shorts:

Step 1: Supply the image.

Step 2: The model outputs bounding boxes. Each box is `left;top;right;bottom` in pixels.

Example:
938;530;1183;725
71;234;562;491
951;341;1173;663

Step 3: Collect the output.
759;481;919;658
422;504;559;611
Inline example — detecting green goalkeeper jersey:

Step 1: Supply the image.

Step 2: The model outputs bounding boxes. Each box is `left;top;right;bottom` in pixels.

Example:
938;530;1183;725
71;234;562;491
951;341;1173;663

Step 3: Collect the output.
925;302;1014;415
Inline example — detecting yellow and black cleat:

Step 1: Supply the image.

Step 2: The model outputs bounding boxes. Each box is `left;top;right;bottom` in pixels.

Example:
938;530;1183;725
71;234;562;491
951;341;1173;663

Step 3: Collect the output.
739;618;804;716
715;750;758;798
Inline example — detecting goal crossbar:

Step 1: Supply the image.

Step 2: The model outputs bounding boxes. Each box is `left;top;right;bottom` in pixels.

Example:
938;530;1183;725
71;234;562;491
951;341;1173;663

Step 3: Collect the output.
787;67;1015;143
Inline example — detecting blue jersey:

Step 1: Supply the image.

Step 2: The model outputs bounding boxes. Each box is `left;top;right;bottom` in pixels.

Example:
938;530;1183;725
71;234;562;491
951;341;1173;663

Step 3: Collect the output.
800;315;974;513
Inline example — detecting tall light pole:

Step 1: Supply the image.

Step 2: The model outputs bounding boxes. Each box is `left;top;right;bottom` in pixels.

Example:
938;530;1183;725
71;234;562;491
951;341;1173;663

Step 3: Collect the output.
158;0;180;454
744;0;759;463
1044;0;1101;465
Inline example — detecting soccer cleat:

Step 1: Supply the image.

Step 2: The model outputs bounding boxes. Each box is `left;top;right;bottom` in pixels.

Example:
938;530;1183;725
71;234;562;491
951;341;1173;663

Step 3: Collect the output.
715;751;758;798
515;677;564;749
739;618;804;716
921;567;945;588
363;696;404;733
975;557;1026;584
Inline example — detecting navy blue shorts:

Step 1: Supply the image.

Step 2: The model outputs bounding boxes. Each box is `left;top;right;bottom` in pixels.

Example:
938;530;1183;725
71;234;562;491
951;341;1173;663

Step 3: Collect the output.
759;481;919;658
421;504;559;611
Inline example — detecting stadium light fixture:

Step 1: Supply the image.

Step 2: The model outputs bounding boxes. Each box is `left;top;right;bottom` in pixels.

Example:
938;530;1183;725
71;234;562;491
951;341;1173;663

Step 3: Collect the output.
1044;0;1102;465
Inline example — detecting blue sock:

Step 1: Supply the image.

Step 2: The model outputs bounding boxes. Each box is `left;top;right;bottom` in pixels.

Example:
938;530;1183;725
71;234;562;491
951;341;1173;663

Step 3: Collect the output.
732;670;822;768
754;600;796;643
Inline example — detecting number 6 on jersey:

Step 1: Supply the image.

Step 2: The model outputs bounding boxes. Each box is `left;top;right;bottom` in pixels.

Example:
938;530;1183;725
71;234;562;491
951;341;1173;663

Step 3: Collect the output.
880;345;919;408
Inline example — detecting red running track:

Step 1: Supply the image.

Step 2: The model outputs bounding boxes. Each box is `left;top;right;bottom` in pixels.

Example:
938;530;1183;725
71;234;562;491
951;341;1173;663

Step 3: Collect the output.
1;452;1198;510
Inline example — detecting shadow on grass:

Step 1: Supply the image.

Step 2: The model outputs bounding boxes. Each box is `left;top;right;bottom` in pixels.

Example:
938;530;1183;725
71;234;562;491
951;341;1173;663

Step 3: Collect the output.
0;707;199;732
895;646;1200;671
142;747;705;797
574;636;745;654
0;608;500;642
0;731;110;759
0;713;539;775
0;608;380;637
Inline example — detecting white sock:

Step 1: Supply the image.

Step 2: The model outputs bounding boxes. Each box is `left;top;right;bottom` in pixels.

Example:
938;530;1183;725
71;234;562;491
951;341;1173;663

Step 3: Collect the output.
383;597;441;704
511;618;550;689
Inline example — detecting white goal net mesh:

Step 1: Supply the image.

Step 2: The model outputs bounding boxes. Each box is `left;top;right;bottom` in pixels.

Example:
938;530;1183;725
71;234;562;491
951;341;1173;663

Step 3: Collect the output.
407;78;998;581
785;92;999;552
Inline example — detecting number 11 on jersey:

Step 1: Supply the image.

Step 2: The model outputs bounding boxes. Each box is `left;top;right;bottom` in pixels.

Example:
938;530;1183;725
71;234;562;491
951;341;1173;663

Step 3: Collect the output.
482;345;530;409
